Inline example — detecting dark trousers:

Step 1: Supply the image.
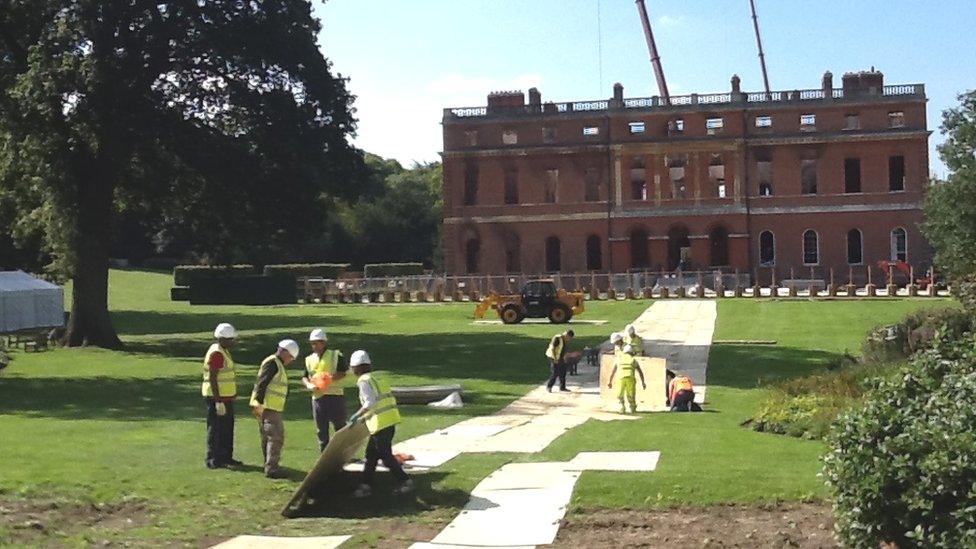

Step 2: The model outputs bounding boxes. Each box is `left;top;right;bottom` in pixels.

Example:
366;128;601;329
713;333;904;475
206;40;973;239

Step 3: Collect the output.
205;398;235;466
363;425;408;486
670;390;695;412
312;395;347;451
546;360;568;391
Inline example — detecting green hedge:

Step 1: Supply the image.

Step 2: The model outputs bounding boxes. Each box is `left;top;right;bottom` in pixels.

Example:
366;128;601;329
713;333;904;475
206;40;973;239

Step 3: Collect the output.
173;265;255;286
262;263;350;279
363;262;424;278
170;286;190;302
189;275;294;305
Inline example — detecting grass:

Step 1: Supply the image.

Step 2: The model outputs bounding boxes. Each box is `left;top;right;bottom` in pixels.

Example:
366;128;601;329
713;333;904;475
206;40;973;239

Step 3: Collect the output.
0;270;953;546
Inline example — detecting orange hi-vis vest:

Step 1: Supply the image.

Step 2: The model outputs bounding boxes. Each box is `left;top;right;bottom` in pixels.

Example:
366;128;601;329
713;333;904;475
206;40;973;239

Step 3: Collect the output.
669;375;694;402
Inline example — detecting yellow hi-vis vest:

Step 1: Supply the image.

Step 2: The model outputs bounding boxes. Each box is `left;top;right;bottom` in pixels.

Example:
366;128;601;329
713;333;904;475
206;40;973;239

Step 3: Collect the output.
201;343;236;398
305;349;345;398
545;335;565;361
250;355;289;412
625;335;644;355
616;352;637;379
358;372;401;434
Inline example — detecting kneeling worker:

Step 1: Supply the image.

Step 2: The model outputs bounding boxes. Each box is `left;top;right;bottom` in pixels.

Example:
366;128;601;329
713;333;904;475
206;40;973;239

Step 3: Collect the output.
250;339;300;478
669;373;696;412
607;344;646;414
348;350;412;498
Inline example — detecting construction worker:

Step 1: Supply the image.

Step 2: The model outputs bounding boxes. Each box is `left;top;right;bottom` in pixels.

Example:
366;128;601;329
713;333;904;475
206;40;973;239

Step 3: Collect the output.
203;323;241;469
609;332;625;356
302;328;351;451
348;350;413;498
607;344;647;414
623;324;645;356
669;374;697;412
250;339;300;478
545;329;575;392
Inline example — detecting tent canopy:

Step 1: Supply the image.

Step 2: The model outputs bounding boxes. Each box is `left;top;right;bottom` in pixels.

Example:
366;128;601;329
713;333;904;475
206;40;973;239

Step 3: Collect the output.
0;271;65;333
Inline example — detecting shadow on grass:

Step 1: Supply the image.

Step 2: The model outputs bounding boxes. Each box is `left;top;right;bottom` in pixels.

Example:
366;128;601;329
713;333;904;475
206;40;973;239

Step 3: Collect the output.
293;471;470;519
708;344;843;389
110;309;363;337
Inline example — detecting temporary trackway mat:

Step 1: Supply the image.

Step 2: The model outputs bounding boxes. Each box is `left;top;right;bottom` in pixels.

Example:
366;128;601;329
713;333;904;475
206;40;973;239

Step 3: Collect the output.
281;421;370;517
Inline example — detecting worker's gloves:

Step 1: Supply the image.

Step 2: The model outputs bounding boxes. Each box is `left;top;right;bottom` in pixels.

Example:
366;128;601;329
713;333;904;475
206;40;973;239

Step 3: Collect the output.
348;413;362;424
302;378;316;390
251;404;265;419
215;402;227;416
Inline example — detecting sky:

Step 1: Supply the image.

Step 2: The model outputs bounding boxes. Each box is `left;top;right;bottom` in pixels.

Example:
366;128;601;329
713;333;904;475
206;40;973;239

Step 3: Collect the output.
314;0;976;178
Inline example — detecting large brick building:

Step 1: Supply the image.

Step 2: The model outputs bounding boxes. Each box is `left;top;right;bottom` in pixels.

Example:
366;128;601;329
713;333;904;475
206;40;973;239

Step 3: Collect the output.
441;70;931;283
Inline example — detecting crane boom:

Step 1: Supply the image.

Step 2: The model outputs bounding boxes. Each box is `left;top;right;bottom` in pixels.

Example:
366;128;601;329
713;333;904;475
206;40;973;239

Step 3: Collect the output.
634;0;670;105
749;0;772;97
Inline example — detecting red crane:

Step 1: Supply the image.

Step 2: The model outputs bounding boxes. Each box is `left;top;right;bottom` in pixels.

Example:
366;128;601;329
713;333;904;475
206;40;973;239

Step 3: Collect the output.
634;0;670;105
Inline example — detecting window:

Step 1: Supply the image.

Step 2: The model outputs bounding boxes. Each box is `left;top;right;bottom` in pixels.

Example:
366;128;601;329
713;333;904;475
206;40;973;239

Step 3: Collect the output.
545;236;561;272
803;230;819;265
889;155;905;191
706;117;724;135
584;167;600;201
628;121;646;134
800;113;816;131
891;228;907;262
502;130;518;145
844;158;861;193
717;182;727;198
504;234;520;272
464;130;478;147
888;111;905;128
465;238;480;273
759;231;775;265
756;148;773;196
843;113;860;130
755;115;772;128
463;162;478;205
630;161;647;200
543;127;556;144
583;126;600;136
847;229;863;264
669;118;684;133
504;168;519;204
586;235;602;271
801;159;818;194
544;169;558;203
759;183;773;197
667;154;686;199
630;228;649;268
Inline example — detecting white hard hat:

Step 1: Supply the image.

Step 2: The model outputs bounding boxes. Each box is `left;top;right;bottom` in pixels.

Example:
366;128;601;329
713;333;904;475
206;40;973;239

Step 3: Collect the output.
610;332;623;344
625;324;636;336
350;349;371;367
623;344;635;355
309;328;327;342
214;323;237;339
278;339;300;359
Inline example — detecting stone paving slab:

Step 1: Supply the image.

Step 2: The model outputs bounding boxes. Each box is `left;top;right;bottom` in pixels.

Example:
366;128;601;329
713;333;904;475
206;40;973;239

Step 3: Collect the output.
211;535;350;549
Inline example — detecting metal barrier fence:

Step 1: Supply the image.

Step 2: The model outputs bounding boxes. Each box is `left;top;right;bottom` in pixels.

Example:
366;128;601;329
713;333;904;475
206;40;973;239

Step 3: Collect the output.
298;265;947;304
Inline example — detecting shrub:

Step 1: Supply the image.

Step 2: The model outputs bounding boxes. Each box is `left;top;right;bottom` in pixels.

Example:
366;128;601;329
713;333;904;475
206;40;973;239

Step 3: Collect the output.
363;262;424;278
173;265;255;286
262;263;350;279
861;306;969;364
823;330;976;548
170;286;190;302
188;274;294;305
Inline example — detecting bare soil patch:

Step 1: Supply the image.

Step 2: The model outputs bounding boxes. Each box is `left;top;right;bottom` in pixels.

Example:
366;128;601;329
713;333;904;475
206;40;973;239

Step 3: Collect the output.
0;497;151;547
555;502;837;548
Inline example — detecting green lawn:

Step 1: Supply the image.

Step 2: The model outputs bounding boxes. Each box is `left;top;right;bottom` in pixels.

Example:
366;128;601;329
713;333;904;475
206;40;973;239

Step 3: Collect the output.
0;270;952;546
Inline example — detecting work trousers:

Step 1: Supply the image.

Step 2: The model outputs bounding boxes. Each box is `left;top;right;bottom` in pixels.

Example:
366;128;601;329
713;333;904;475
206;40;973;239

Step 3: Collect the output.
312;395;347;451
205;398;235;467
671;389;695;412
546;360;568;391
363;425;409;486
617;376;637;413
258;409;285;474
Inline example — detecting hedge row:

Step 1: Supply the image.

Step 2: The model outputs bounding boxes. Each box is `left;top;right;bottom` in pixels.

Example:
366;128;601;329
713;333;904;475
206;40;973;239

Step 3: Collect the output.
262;263;349;279
363;262;424;278
173;265;255;286
189;275;294;305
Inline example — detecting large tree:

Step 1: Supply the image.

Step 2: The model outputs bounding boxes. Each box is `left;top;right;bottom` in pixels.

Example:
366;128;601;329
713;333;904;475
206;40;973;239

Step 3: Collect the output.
0;1;364;347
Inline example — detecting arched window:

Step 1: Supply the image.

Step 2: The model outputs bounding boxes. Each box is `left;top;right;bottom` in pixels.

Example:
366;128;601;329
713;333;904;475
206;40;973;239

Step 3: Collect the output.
629;228;649;269
890;228;907;261
504;233;521;273
803;230;819;265
759;231;775;265
709;226;729;266
759;183;773;197
465;238;480;273
586;235;602;271
545;236;561;272
847;229;863;265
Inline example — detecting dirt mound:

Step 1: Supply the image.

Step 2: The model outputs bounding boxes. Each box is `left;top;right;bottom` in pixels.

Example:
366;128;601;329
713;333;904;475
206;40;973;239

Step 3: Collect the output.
0;497;150;546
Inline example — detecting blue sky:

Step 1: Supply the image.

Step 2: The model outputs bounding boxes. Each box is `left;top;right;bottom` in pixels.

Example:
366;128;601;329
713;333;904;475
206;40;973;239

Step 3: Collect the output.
315;0;975;177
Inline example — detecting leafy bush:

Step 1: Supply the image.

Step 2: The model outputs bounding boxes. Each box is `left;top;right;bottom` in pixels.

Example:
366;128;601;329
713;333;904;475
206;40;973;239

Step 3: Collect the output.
170;286;190;302
262;263;349;279
363;262;424;278
861;306;970;364
823;331;976;548
173;265;255;286
188;274;294;305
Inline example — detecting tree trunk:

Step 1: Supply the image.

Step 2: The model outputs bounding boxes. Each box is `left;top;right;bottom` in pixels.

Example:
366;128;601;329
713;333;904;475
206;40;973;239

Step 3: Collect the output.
63;167;122;349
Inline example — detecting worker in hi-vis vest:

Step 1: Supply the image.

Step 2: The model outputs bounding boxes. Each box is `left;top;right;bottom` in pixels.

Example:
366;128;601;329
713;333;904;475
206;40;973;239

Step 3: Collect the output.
302;328;353;451
609;332;625;356
545;329;575;392
202;323;242;470
348;350;413;498
623;324;645;356
250;339;300;479
607;344;647;414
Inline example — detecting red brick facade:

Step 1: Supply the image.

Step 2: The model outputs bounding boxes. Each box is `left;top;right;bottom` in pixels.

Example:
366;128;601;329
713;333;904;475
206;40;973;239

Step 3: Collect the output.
441;70;931;283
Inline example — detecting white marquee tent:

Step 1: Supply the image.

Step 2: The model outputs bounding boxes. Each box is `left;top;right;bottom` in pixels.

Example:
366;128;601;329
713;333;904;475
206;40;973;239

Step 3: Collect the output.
0;271;65;333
